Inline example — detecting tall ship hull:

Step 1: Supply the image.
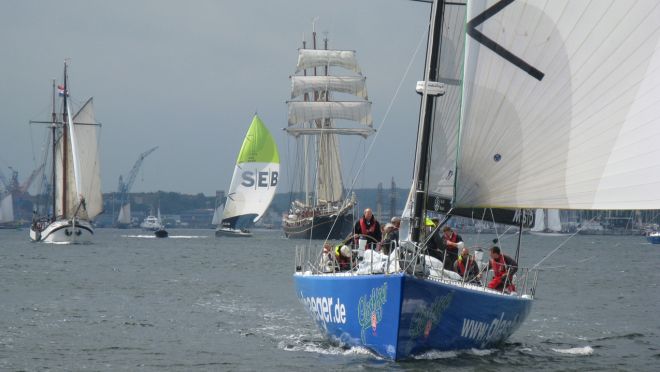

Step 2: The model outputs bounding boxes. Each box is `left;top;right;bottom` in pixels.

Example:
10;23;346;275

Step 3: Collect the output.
294;271;533;360
283;210;353;240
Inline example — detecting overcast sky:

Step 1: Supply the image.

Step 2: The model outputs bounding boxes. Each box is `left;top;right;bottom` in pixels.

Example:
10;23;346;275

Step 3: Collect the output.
0;0;432;196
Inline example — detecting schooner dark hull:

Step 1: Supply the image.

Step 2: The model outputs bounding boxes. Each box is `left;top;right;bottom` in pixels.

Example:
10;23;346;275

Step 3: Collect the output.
283;211;353;240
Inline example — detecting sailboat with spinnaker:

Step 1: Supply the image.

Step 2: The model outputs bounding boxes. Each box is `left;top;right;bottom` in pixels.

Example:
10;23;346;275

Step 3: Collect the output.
293;0;660;360
215;114;279;237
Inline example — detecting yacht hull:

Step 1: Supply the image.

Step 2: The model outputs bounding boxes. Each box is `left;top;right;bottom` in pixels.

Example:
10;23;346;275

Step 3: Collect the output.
215;228;252;237
293;272;532;360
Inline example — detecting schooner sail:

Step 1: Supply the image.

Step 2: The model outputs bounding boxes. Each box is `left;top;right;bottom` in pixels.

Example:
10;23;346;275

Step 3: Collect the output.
30;61;103;243
283;25;374;239
293;0;660;360
215;115;279;237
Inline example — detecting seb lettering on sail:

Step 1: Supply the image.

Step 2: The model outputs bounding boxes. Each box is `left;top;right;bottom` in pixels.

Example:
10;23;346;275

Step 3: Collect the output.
241;170;278;188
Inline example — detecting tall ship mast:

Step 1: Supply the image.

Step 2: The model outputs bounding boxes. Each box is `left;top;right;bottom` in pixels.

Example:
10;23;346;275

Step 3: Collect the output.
283;22;374;239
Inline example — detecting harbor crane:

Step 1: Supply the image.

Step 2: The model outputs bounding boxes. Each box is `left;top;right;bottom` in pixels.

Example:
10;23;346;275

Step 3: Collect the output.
116;146;158;226
0;165;44;195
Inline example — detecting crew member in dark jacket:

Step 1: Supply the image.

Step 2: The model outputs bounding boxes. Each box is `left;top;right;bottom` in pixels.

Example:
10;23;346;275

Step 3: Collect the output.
454;247;481;284
354;208;381;249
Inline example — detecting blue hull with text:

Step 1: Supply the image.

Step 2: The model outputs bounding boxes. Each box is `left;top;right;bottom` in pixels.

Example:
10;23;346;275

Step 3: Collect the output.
293;272;533;360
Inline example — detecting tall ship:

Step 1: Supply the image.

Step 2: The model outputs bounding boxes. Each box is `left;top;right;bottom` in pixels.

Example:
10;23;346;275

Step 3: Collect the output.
216;115;280;237
283;23;374;240
292;0;660;360
30;60;103;243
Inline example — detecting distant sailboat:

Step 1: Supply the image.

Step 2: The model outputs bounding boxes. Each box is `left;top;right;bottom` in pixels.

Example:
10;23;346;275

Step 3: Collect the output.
0;193;14;228
117;203;131;227
216;115;279;237
530;209;569;236
30;61;103;243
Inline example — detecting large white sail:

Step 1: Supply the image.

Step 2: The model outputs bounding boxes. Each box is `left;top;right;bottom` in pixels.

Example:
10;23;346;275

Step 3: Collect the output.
291;76;368;99
71;98;103;219
211;204;223;225
0;194;13;223
221;115;280;228
453;0;660;210
296;49;361;74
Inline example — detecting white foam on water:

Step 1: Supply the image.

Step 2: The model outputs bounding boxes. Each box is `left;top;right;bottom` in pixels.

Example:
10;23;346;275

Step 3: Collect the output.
413;350;458;360
121;235;155;239
168;235;208;239
469;348;496;356
551;346;594;355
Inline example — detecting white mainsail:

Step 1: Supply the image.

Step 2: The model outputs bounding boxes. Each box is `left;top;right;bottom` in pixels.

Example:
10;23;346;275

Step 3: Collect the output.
454;0;660;210
117;203;131;224
211;204;223;225
0;194;13;223
531;209;545;232
54;98;102;219
71;98;103;219
546;209;562;232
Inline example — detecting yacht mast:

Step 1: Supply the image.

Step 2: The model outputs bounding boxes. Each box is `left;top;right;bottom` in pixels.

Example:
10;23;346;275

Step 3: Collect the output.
411;0;444;243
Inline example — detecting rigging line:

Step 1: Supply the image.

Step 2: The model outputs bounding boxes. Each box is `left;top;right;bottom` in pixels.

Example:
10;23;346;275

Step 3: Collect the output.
345;19;428;195
531;213;602;270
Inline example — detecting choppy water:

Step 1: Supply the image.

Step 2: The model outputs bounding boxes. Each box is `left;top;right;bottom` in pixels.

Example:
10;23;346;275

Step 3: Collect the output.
1;228;658;371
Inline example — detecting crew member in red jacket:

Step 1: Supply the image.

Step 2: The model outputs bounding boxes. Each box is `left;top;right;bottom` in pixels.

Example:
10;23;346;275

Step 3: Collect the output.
487;246;518;292
353;208;381;249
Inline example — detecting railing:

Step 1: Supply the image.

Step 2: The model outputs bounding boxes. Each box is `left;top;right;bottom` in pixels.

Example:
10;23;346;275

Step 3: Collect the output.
294;241;539;299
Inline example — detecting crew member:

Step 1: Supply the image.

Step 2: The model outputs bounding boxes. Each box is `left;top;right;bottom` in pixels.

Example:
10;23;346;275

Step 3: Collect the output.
454;247;481;284
354;208;381;249
487;246;518;292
